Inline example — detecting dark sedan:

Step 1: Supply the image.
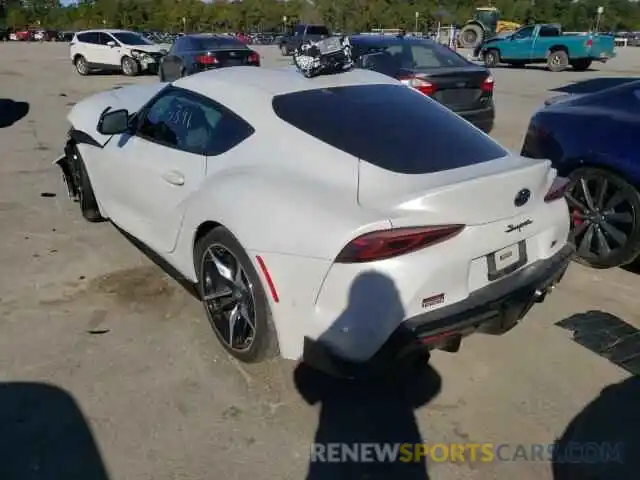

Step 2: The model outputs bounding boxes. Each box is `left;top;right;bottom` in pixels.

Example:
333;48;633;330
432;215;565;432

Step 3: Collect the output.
349;34;495;133
521;81;640;269
159;34;260;82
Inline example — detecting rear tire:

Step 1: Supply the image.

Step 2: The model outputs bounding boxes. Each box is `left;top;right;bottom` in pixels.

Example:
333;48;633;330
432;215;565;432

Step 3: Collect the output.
570;59;592;71
483;49;500;68
194;227;279;363
74;55;89;76
547;50;569;72
566;167;640;268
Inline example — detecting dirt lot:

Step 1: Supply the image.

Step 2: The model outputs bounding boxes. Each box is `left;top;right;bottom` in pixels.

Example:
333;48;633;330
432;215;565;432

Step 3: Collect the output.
1;42;639;480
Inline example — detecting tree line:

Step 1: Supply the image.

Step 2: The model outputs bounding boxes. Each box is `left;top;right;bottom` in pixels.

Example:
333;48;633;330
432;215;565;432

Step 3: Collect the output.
2;0;640;33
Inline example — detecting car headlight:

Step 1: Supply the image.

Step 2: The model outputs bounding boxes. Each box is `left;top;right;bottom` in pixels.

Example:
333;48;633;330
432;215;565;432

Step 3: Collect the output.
130;50;148;60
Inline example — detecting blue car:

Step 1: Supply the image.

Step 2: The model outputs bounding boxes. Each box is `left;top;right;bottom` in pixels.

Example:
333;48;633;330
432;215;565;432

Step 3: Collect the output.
521;81;640;269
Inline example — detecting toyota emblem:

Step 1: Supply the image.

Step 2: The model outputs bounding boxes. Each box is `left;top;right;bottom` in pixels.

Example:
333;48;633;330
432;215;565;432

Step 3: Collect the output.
514;189;531;207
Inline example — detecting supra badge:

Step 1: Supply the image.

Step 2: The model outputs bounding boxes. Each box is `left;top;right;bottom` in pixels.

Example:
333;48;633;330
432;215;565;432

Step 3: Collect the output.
505;219;533;233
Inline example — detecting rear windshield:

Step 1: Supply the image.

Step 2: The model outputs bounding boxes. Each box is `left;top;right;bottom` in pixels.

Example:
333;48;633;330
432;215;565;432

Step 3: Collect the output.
307;26;329;36
194;37;246;50
357;40;469;70
272;85;507;174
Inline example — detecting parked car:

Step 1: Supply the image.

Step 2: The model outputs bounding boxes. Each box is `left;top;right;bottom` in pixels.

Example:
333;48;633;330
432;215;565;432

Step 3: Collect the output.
70;29;169;76
55;66;571;376
480;24;616;71
158;34;260;82
350;34;495;133
279;24;330;56
521;80;640;268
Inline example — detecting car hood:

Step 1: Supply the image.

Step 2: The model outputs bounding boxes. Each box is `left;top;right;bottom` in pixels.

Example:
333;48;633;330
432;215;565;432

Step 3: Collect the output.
127;44;168;54
67;83;167;146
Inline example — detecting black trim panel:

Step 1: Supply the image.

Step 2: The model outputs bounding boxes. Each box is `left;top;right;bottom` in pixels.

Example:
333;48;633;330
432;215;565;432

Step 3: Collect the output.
69;129;103;148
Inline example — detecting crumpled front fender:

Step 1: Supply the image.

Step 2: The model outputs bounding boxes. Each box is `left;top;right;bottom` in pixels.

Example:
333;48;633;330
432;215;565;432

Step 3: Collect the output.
54;140;80;201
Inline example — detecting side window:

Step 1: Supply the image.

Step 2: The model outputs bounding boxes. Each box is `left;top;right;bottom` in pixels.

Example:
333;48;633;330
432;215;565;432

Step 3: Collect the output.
98;32;115;45
78;32;99;44
136;89;254;155
513;26;534;40
539;26;559;37
171;37;185;53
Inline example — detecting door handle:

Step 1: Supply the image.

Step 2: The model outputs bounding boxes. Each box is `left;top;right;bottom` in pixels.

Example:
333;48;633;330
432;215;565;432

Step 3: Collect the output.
162;170;185;186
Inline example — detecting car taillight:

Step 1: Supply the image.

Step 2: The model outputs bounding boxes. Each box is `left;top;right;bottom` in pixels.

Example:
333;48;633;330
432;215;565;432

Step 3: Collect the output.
399;76;437;96
481;75;494;93
585;38;593;47
248;51;260;65
335;225;465;263
196;54;218;65
544;177;570;203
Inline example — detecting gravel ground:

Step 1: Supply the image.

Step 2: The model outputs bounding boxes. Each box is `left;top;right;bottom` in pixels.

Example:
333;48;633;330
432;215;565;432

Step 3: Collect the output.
0;42;639;480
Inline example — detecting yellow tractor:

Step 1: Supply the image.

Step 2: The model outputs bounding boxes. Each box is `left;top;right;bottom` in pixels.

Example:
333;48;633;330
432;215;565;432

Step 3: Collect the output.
458;7;521;49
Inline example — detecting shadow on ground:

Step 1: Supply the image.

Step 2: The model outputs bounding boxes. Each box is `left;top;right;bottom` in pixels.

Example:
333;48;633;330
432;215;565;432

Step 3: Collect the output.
0;382;109;480
551;77;638;95
0;99;29;128
556;311;640;375
295;271;442;479
552;375;639;479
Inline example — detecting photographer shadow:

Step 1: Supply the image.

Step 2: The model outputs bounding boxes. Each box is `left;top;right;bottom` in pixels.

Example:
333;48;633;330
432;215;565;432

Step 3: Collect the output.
0;382;109;480
552;375;639;479
294;271;442;479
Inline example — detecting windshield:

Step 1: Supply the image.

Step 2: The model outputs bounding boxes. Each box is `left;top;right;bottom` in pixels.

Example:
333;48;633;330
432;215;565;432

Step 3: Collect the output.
307;26;329;36
112;32;154;46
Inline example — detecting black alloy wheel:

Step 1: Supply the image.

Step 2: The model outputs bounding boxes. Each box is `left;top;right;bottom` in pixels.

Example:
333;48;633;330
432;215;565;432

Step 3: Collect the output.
566;168;640;268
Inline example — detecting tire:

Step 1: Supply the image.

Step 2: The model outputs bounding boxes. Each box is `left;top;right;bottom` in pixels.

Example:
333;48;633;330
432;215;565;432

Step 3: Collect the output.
121;56;139;76
483;49;500;68
547;49;569;72
158;66;165;82
566;167;640;269
194;227;279;363
570;59;592;71
147;63;158;75
459;24;484;49
74;55;89;76
72;146;103;222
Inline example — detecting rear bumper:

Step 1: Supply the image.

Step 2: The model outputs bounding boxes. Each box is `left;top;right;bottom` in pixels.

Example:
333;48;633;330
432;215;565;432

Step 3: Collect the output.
457;106;495;134
303;244;574;378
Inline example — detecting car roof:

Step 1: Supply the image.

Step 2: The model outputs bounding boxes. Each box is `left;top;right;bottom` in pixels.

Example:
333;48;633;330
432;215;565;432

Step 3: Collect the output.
174;66;400;125
349;34;438;46
176;66;399;98
76;29;137;34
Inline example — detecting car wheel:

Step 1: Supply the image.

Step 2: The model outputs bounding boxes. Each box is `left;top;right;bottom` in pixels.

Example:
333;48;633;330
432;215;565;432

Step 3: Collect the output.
194;226;279;363
570;59;592;71
566;167;640;268
483;49;499;68
121;56;139;76
71;146;104;222
547;50;569;72
75;55;89;75
158;66;165;82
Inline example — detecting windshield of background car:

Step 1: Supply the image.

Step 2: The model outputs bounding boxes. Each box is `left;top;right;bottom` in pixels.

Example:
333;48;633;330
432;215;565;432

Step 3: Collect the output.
112;32;154;46
307;26;329;36
360;41;469;70
272;84;507;174
193;37;247;50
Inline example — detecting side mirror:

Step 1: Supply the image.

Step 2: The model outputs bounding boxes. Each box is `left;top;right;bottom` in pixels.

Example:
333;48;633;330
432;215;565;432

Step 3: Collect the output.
107;41;116;47
97;108;130;135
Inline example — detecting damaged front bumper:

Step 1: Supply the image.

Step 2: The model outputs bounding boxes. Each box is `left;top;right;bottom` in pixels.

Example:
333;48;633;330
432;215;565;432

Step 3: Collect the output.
54;139;80;201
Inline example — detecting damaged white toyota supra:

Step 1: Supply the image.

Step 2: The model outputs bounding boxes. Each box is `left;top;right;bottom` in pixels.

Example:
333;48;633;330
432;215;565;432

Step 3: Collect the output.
55;65;573;376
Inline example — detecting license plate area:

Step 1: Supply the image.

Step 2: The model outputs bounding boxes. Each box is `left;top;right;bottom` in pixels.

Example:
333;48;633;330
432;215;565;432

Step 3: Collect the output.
487;241;527;281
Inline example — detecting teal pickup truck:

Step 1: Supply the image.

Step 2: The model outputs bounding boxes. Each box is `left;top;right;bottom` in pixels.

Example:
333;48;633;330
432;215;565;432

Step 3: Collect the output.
479;24;616;72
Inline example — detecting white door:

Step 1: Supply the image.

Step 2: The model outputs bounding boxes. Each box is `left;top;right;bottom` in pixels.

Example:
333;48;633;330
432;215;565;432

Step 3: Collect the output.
98;32;122;67
99;89;210;254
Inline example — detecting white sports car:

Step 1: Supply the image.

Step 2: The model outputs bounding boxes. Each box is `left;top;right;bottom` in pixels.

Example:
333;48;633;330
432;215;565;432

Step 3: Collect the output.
55;66;573;376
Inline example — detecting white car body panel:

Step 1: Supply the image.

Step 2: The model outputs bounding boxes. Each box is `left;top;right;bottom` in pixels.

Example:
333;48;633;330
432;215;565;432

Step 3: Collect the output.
61;66;571;363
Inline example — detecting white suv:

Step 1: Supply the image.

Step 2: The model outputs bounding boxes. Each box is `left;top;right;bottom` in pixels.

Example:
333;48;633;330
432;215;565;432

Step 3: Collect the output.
70;29;169;76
